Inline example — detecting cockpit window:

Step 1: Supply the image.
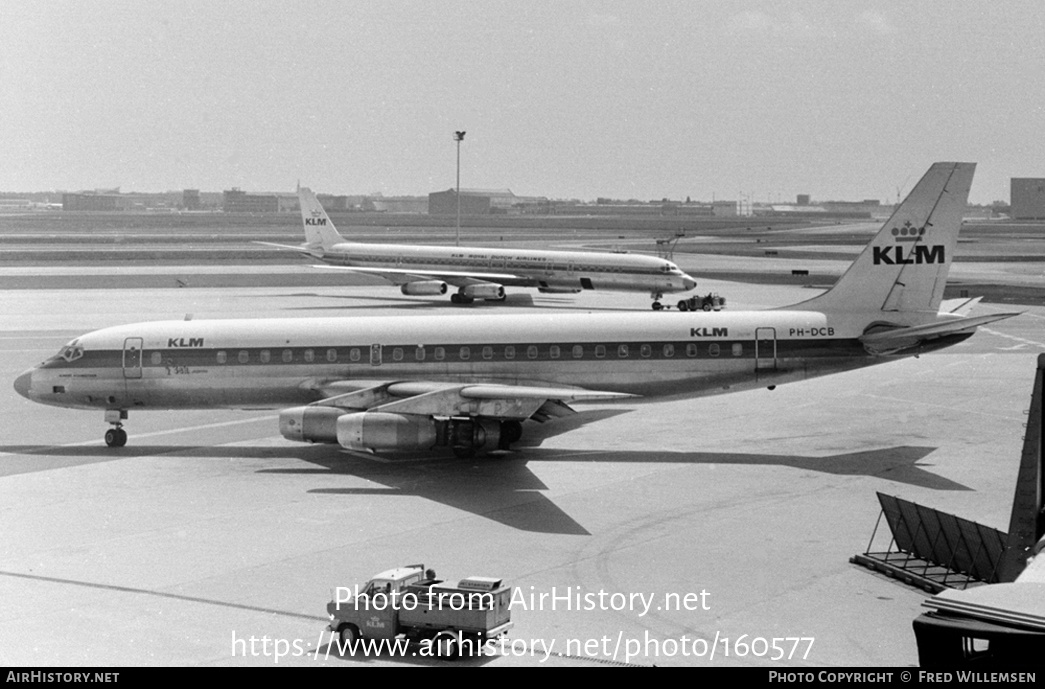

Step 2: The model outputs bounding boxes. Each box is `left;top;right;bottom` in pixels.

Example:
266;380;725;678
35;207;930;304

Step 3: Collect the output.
58;344;84;362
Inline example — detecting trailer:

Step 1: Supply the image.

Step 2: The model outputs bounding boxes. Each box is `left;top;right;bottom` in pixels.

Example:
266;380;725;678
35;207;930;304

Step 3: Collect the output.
327;564;514;659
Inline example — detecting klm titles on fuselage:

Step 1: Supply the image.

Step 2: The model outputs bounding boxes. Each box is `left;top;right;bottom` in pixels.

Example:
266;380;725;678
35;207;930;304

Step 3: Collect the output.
305;218;328;226
690;327;727;337
168;337;204;348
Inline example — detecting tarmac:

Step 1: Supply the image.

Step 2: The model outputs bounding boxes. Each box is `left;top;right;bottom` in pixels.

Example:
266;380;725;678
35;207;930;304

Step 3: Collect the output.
1;242;1043;667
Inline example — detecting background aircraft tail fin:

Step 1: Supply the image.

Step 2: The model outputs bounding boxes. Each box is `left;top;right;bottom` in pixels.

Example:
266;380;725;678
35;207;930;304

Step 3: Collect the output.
796;162;975;316
298;187;345;251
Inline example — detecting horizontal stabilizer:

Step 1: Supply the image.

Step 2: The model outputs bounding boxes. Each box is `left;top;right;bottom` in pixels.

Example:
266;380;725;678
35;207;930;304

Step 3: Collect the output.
860;312;1021;346
255;241;325;258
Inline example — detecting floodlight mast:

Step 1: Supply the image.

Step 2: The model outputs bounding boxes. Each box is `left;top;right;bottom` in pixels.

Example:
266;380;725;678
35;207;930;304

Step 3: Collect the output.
454;130;465;246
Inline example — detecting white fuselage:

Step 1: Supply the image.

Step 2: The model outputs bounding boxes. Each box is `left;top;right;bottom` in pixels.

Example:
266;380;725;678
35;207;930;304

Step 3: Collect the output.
321;241;696;295
16;309;966;413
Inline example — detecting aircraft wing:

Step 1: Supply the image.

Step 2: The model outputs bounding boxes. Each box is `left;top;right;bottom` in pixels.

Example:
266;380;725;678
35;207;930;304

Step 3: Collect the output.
309;379;635;421
309;263;533;288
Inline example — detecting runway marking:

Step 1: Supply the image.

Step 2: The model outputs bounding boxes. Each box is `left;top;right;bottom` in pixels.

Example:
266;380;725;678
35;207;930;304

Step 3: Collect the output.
981;327;1045;350
0;415;276;457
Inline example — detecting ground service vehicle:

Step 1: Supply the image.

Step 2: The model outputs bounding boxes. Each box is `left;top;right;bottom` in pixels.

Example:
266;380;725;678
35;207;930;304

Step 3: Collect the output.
668;292;725;311
327;564;514;659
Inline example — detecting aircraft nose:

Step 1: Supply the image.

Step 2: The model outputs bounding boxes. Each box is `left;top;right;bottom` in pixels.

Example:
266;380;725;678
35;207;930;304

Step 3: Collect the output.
13;369;33;399
683;277;698;291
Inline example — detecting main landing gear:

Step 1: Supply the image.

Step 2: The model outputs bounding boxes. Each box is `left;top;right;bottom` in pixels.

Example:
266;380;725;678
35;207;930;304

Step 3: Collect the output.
104;409;128;447
450;293;474;305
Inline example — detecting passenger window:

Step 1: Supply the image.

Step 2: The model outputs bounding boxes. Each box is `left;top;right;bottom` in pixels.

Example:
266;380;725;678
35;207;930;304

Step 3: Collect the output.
618;345;629;358
640;344;651;358
216;351;227;365
151;352;162;365
415;346;426;361
350;348;361;362
595;345;606;359
527;345;538;359
282;349;293;363
573;345;583;358
238;350;249;364
732;343;743;357
482;346;493;360
260;350;271;363
709;344;720;357
663;344;675;358
304;349;314;363
326;348;337;362
549;345;560;359
686;344;697;358
435;347;445;361
393;348;403;362
459;347;470;360
505;346;515;360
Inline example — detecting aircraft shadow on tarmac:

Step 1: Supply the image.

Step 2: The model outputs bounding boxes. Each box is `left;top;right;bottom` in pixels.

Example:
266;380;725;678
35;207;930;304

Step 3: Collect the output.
1;416;966;536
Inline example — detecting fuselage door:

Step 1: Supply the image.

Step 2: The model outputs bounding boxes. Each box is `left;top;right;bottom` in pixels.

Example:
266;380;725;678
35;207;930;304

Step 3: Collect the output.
755;327;777;374
123;337;143;379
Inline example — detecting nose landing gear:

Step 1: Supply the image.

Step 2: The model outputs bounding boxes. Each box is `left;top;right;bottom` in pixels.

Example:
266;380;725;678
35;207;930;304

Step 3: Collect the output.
105;426;128;448
104;409;128;447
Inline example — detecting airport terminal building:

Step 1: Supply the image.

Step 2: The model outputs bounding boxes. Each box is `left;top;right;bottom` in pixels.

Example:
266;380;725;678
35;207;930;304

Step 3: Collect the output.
1011;178;1045;220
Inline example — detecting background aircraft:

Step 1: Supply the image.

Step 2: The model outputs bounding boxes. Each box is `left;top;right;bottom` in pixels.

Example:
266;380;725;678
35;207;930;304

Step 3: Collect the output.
15;163;1017;455
259;188;697;308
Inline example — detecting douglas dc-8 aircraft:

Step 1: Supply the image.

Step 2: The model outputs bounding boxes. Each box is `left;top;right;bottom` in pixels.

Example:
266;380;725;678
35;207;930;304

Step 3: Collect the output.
15;163;1018;455
259;187;697;308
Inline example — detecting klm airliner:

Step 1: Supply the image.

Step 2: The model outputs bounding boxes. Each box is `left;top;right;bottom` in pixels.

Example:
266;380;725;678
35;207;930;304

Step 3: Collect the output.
15;163;1017;455
260;188;697;308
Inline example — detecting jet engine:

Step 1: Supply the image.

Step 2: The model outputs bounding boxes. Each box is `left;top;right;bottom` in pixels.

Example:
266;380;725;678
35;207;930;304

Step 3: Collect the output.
461;283;505;300
401;281;448;296
278;405;345;443
280;407;513;455
537;286;582;294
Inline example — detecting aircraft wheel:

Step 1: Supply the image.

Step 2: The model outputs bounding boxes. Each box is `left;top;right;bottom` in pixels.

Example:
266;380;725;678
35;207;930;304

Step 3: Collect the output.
450;293;462;304
105;428;127;448
677;300;689;311
652;301;663;311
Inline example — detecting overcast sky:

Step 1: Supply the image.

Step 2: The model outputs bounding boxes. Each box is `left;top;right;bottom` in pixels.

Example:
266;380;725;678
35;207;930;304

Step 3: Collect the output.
3;1;1043;204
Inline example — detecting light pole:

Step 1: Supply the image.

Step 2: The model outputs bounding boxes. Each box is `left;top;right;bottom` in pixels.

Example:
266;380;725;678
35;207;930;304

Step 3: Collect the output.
454;130;466;246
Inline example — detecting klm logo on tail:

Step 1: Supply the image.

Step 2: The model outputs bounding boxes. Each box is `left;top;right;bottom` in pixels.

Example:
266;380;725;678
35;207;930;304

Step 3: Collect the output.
873;222;945;265
305;210;327;227
872;245;945;266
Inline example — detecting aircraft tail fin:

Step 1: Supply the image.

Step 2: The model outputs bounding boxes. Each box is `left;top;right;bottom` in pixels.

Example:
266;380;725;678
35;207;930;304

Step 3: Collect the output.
298;187;345;253
796;162;975;316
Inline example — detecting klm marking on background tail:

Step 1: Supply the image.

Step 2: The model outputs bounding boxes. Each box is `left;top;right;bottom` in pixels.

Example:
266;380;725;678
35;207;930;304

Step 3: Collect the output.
795;162;975;316
298;187;346;252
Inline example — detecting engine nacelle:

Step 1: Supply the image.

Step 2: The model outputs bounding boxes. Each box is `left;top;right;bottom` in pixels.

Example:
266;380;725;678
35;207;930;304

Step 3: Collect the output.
337;412;439;452
279;405;348;443
461;283;505;300
401;281;448;296
537;286;582;294
448;417;501;452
